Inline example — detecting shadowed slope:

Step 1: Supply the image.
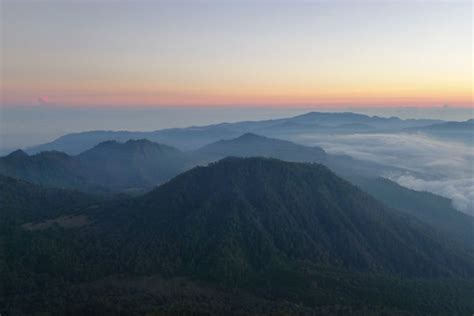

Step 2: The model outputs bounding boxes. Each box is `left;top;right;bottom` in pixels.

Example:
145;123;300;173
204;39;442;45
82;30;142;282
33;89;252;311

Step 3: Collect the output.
2;158;474;315
91;157;474;280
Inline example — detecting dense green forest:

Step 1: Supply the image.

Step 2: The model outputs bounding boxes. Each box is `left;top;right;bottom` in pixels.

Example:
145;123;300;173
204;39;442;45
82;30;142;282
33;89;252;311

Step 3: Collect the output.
1;159;473;315
351;176;474;252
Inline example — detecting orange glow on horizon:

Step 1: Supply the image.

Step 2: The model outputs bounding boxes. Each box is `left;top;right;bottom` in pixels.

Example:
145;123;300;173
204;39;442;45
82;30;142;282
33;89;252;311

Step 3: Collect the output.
2;1;471;110
2;82;472;108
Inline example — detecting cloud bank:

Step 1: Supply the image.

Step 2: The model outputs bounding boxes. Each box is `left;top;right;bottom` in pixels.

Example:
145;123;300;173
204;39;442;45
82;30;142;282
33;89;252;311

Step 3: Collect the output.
296;133;474;215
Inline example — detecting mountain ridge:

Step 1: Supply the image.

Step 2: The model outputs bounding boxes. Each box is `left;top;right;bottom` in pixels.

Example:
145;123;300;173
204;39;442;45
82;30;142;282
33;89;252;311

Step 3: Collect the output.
91;157;474;279
0;139;191;192
24;111;446;154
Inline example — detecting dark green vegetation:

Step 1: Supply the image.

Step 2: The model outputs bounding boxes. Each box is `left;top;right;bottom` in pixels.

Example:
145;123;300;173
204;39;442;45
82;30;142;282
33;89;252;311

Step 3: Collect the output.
0;175;100;230
351;176;474;252
1;158;473;315
0;139;191;193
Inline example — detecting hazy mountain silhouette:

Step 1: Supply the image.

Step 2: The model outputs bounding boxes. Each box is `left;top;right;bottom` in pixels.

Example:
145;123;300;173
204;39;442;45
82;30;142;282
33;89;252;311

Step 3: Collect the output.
404;119;474;144
0;139;190;192
77;139;191;190
0;149;96;191
0;133;402;192
25;112;444;154
415;119;474;131
195;133;401;178
195;132;326;161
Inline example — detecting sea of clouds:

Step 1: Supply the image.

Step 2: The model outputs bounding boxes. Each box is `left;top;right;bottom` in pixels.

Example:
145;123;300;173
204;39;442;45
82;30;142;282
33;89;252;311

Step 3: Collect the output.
296;132;474;215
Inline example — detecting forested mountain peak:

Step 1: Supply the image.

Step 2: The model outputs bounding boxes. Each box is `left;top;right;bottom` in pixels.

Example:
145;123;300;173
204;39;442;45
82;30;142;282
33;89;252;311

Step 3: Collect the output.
3;158;474;314
5;149;28;159
80;138;181;155
116;157;474;279
196;133;327;157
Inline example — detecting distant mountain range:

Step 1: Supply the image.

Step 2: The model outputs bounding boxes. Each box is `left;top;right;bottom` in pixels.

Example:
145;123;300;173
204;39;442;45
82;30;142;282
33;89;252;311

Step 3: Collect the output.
404;118;474;143
4;130;471;228
3;131;470;230
2;158;473;314
25;111;454;154
77;139;192;191
195;132;326;160
0;139;192;192
0;133;403;193
414;118;474;131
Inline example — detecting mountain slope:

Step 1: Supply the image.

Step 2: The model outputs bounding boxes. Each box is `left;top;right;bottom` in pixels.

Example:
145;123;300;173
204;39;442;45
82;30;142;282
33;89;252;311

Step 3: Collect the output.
198;134;474;251
351;176;474;251
77;139;190;190
0;175;103;311
0;134;398;192
86;158;473;280
2;158;474;314
199;135;473;253
27;126;240;154
0;140;190;192
0;174;99;229
195;132;326;161
195;133;400;178
0;149;98;192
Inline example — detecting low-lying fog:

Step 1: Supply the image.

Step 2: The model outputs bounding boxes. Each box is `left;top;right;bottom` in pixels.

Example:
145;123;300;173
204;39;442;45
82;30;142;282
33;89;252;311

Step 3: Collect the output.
296;133;473;215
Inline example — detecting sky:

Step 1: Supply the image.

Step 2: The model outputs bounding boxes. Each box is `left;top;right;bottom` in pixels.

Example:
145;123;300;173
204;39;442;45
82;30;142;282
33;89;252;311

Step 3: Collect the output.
1;0;472;108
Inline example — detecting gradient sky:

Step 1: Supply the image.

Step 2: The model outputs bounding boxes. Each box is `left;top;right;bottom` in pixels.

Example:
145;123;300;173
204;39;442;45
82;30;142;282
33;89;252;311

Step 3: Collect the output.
1;0;472;108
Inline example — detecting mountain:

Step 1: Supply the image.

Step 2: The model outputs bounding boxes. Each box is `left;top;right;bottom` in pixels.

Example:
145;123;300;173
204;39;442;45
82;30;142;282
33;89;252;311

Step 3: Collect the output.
77;139;191;190
0;174;100;230
196;133;401;178
0;134;401;193
5;133;468;248
195;132;326;161
0;175;104;312
288;111;441;129
27;126;240;155
406;119;474;144
3;158;473;314
0;149;98;192
0;139;190;192
25;112;444;155
417;119;474;131
351;176;474;251
198;134;474;248
119;157;473;278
